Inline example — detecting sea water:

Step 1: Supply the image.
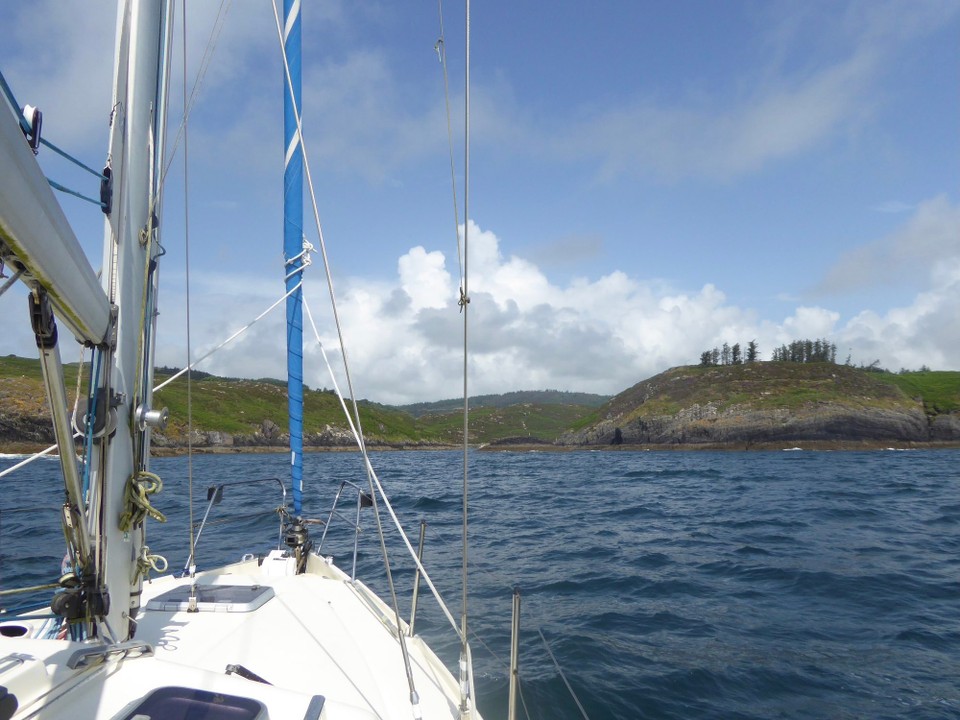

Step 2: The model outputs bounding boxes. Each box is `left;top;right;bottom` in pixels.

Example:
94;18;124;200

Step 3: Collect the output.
1;449;958;719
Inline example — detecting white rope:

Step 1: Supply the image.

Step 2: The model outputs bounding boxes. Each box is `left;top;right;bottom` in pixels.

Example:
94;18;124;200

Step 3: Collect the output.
0;433;80;480
152;281;301;393
0;345;90;481
284;239;314;281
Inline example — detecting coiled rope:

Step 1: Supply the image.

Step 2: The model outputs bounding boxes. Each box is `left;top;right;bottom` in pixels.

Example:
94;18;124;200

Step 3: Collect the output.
133;544;168;582
118;471;167;532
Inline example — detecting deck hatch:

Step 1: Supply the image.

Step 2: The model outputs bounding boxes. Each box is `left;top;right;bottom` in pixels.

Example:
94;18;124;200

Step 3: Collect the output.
145;585;274;613
114;686;265;719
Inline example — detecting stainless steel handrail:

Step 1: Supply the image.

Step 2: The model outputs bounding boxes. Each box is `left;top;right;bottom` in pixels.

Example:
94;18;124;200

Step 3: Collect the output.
182;477;286;574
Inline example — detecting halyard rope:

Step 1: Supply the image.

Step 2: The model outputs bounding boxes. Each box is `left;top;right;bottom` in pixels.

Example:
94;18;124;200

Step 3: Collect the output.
118;470;167;532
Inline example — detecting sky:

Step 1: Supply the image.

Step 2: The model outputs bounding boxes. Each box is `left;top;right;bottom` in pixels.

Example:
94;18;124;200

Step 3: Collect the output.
1;0;958;405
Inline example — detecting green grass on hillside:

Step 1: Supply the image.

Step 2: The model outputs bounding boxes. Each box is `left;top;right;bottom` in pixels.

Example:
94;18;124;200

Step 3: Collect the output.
153;373;443;444
603;362;928;427
0;357;595;444
5;356;957;446
875;371;960;414
417;403;591;443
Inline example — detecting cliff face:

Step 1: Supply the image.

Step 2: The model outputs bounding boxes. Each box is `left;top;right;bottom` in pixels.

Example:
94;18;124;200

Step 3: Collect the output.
562;403;935;446
559;364;959;447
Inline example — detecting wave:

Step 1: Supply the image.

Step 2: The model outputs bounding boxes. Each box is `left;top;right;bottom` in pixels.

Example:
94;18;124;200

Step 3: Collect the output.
5;446;958;720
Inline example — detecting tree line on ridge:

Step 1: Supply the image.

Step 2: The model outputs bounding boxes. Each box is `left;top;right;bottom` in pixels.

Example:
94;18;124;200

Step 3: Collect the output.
699;338;838;367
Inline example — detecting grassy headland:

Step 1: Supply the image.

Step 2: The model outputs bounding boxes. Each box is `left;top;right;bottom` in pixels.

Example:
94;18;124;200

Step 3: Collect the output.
1;355;958;452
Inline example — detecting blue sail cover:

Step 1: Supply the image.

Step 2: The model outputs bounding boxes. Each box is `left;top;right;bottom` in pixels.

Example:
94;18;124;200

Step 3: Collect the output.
283;0;304;514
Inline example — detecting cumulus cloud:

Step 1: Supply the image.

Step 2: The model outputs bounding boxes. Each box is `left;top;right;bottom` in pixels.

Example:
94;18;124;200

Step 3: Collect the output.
833;241;960;371
172;210;958;402
1;3;957;406
4;212;959;404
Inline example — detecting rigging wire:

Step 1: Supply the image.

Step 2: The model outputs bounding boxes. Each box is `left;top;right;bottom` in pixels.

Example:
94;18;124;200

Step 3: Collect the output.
434;0;464;286
0;282;291;480
0;68;109;208
302;297;464;642
0;268;26;298
156;0;232;197
181;0;197;590
80;348;98;500
538;629;592;720
414;523;590;719
459;0;473;714
152;282;302;393
0;435;80;480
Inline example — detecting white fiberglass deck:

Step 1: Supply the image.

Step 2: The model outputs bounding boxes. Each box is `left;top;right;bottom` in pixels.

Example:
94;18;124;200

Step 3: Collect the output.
0;550;474;719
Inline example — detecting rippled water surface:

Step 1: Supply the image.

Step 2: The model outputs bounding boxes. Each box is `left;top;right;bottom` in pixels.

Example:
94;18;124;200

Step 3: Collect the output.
2;449;959;719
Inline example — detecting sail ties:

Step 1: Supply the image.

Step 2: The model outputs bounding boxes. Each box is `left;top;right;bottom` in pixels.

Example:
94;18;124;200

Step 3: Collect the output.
119;470;167;533
284;237;313;282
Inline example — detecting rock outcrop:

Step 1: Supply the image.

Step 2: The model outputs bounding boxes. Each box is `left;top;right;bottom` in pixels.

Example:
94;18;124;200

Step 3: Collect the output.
558;363;957;447
561;403;932;446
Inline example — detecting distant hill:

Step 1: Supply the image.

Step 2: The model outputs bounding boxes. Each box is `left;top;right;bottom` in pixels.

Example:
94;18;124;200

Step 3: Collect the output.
0;356;600;451
397;390;609;418
4;355;959;452
559;362;960;448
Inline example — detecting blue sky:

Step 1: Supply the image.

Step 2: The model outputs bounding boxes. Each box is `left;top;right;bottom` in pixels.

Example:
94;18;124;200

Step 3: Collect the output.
1;1;958;404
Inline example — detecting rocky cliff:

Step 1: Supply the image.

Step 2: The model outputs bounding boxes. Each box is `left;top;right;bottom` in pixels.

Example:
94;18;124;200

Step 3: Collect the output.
3;360;958;451
559;363;960;447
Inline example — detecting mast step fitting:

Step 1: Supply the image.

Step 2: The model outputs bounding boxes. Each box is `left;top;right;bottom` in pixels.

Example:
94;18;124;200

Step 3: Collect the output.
283;519;312;575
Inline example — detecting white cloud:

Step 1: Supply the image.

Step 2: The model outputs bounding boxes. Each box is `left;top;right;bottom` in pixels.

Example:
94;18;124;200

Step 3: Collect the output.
835;257;960;371
5;215;960;404
398;246;451;311
2;3;117;149
872;200;915;214
818;195;960;295
781;307;842;339
2;2;957;406
509;0;959;183
558;49;877;183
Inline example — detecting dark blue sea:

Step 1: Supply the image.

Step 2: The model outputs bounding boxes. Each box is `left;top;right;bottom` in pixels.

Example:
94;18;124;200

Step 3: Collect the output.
2;449;959;719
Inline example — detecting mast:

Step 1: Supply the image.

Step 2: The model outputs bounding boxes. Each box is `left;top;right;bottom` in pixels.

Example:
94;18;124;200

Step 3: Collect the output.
94;0;170;640
283;0;305;515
